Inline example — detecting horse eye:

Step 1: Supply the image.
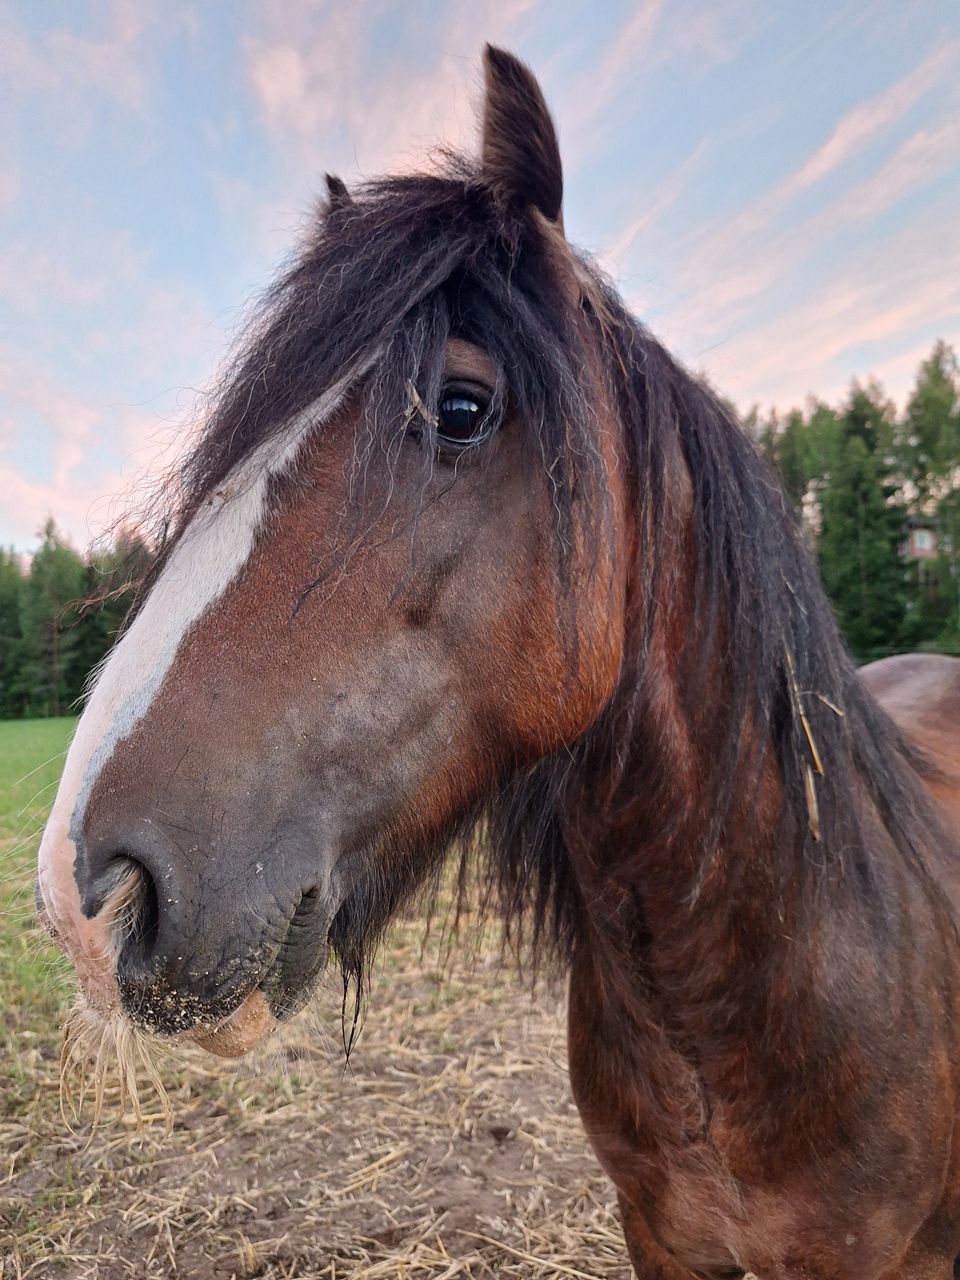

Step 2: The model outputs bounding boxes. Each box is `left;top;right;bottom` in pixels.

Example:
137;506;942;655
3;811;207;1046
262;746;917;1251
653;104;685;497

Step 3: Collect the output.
437;393;492;448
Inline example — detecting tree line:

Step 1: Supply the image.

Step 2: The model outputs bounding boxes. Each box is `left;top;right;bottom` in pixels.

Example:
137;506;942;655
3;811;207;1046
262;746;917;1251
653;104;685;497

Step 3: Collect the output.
0;525;150;719
0;339;958;719
753;339;960;662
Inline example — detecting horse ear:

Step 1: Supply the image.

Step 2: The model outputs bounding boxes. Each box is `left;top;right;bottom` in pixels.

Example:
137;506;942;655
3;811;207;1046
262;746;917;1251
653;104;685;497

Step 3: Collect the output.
324;173;353;212
481;45;563;226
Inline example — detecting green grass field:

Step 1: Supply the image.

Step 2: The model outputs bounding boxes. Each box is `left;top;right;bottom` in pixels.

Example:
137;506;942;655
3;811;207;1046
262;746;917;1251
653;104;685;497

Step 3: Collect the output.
0;717;76;1050
0;716;73;843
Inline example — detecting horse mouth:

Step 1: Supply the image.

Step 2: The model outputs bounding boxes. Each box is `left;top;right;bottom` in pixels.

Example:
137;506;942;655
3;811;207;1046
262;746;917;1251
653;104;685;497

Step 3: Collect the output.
187;892;333;1059
189;989;277;1058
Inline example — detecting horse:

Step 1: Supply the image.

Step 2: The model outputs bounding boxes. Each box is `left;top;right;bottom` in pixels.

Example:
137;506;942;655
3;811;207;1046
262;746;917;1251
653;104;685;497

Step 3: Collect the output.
36;45;960;1279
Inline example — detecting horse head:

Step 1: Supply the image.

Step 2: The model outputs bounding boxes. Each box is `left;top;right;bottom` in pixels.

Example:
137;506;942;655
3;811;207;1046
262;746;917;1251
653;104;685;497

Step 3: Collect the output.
37;47;631;1056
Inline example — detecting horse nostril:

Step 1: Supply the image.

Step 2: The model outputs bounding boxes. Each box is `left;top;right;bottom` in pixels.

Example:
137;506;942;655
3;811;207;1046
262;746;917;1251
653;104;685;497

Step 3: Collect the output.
89;854;161;969
125;861;160;962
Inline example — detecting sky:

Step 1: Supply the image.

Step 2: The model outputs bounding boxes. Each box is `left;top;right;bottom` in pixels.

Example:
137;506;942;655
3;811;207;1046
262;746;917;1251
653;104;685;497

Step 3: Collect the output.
1;0;958;553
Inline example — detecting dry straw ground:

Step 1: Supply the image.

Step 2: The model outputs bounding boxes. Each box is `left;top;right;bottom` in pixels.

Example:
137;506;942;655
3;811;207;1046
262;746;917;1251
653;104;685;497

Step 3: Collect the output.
2;873;631;1278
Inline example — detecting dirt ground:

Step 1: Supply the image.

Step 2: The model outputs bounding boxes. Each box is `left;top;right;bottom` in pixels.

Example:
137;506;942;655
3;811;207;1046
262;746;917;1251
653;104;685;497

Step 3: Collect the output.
1;907;631;1279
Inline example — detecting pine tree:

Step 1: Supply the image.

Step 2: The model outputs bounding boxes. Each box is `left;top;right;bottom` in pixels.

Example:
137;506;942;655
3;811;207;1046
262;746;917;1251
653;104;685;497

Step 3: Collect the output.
755;402;842;534
773;409;809;507
805;403;843;485
18;520;88;717
842;380;896;457
818;387;907;661
901;341;960;503
899;342;960;647
0;549;25;718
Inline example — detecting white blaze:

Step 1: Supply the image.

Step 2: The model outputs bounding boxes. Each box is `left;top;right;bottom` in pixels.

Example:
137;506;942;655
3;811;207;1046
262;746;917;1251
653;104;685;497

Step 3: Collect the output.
37;377;352;992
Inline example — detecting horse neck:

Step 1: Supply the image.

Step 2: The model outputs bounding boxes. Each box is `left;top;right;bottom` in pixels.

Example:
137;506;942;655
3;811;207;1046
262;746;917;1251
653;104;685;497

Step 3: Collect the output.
578;642;787;950
564;479;823;1039
556;348;943;1135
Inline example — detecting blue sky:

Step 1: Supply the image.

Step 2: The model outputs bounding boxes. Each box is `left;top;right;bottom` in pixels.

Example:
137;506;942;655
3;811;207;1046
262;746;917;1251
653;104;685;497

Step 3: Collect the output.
1;0;958;551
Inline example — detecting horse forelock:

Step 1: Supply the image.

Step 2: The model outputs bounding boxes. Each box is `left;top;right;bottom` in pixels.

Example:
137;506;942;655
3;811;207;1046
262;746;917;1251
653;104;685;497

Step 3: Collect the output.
141;162;600;583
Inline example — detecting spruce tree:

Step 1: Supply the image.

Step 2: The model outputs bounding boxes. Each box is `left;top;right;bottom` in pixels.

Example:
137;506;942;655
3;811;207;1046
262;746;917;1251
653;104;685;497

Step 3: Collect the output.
899;342;960;647
18;520;88;717
0;550;24;718
902;341;960;503
818;386;907;661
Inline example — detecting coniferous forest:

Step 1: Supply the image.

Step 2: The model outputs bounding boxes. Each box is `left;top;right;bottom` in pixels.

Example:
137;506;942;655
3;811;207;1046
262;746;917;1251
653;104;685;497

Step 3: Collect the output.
754;339;960;663
0;339;958;720
0;527;151;720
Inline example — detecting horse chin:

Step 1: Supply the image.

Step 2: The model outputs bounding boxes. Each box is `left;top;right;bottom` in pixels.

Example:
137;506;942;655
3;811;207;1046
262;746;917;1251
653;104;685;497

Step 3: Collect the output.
189;989;277;1059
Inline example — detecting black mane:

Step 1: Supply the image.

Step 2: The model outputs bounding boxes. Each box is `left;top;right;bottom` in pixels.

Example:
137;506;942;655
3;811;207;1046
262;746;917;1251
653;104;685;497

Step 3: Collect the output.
147;158;945;987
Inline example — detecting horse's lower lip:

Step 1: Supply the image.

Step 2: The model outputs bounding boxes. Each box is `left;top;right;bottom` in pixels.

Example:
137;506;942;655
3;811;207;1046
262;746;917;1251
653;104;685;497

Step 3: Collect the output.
190;989;276;1058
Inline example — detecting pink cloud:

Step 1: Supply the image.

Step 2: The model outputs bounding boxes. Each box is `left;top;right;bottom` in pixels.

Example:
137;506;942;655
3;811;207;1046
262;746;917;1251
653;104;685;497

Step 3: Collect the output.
684;203;960;410
656;38;960;319
599;140;709;275
0;0;147;117
562;0;762;166
244;0;539;183
649;0;766;72
0;461;128;551
0;352;197;551
0;0;205;155
783;40;959;198
565;0;664;134
0;354;101;498
619;62;960;375
0;252;218;551
0;244;109;312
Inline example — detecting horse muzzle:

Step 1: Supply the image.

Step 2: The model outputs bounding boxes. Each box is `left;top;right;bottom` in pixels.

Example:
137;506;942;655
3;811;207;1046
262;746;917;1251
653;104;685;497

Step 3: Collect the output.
38;811;339;1056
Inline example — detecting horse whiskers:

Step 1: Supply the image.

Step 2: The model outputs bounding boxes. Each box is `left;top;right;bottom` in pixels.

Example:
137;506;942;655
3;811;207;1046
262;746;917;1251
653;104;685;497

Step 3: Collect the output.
56;865;181;1136
60;996;172;1139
